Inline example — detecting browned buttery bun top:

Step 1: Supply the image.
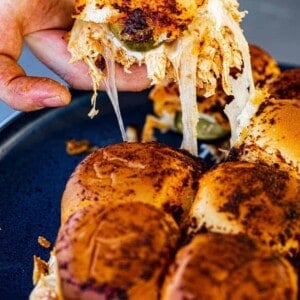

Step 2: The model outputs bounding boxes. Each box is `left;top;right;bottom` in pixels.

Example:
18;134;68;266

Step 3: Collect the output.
56;201;180;300
61;142;205;224
265;68;300;100
188;161;300;256
229;98;300;176
161;233;298;300
249;44;281;88
73;0;200;43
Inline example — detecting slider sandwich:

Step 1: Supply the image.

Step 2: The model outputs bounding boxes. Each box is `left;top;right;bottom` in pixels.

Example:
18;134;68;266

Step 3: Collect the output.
31;202;180;300
30;142;205;299
61;142;205;224
56;202;180;300
188;161;300;256
161;233;298;299
68;0;255;154
228;98;300;177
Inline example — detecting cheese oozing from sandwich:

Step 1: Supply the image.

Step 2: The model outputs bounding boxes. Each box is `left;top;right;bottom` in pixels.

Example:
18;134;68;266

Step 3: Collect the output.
68;0;255;155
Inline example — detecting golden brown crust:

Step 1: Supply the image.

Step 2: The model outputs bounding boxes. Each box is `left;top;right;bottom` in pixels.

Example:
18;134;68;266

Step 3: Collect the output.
73;0;201;42
249;44;281;88
188;161;300;256
161;233;298;300
265;68;300;100
61;142;205;224
229;99;300;175
56;202;180;300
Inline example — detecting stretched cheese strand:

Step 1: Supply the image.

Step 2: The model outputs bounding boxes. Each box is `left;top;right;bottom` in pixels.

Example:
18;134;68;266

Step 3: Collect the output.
166;34;199;154
202;0;255;145
68;20;127;141
162;0;255;153
216;1;256;145
102;47;128;141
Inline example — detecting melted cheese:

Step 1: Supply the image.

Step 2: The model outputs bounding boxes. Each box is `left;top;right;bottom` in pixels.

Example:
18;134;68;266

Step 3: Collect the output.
165;33;199;154
102;47;127;141
68;20;127;141
68;0;255;155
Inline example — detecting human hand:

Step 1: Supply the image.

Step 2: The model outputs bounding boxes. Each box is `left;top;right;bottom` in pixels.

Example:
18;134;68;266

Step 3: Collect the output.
0;0;150;112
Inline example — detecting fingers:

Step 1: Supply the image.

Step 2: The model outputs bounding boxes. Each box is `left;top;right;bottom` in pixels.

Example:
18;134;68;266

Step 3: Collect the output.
25;30;151;92
0;26;151;112
0;1;73;111
0;55;71;111
25;30;94;90
114;64;152;92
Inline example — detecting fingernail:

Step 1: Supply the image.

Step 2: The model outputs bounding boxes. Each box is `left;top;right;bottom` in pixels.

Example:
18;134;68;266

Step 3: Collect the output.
42;96;63;107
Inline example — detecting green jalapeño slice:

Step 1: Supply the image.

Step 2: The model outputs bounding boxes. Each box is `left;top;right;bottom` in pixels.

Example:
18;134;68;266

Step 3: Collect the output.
175;111;230;141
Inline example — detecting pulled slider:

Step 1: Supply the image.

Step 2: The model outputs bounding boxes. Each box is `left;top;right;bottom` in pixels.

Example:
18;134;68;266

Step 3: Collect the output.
68;0;254;154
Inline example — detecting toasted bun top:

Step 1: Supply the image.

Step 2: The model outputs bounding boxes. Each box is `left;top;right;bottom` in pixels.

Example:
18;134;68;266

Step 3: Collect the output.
249;44;281;88
161;233;298;300
61;142;204;224
266;68;300;100
73;0;199;42
229;98;300;175
56;201;180;300
188;161;300;255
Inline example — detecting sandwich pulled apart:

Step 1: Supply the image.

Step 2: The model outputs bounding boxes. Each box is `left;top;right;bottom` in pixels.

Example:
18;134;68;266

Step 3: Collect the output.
29;1;300;299
68;0;254;155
